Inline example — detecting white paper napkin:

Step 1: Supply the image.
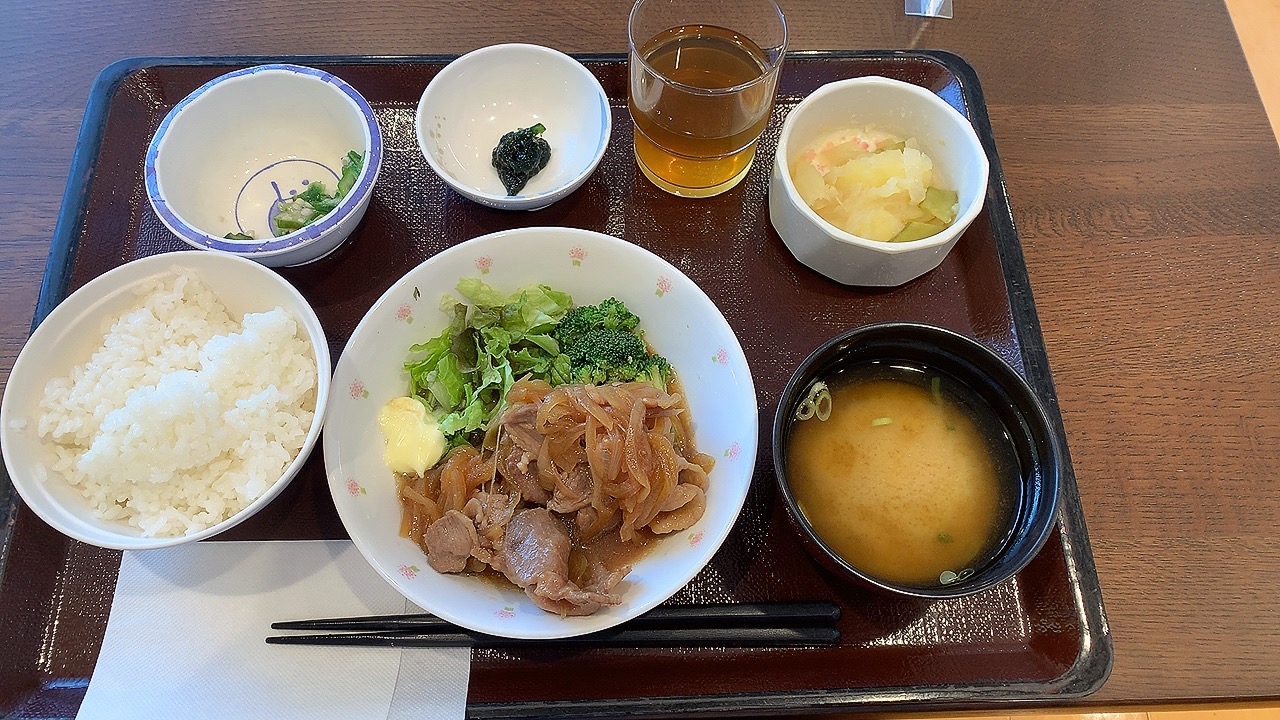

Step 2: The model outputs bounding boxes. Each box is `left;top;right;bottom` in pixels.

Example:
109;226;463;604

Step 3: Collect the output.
76;540;470;720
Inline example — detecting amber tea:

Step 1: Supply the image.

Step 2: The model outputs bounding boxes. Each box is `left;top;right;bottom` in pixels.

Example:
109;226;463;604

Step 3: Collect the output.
627;0;786;197
629;26;776;196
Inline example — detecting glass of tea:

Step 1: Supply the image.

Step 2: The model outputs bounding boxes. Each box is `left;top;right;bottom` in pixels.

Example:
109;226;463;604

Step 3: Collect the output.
627;0;788;198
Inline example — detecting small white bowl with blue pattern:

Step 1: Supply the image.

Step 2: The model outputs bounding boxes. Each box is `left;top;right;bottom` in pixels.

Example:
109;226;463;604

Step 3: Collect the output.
145;64;383;267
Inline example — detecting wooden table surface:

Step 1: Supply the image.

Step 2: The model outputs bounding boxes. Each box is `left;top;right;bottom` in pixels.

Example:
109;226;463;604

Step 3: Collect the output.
2;0;1278;710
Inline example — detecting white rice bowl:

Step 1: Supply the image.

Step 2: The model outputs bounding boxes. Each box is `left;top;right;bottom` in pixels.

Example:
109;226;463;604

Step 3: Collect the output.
0;251;331;550
325;227;758;639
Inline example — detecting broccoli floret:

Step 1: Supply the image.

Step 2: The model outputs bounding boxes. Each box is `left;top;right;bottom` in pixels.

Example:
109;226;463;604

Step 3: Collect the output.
636;354;673;391
565;327;648;384
554;298;641;348
565;327;646;365
555;299;673;388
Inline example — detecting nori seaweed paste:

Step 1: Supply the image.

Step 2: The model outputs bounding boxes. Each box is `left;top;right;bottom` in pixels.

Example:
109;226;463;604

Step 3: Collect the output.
491;123;551;195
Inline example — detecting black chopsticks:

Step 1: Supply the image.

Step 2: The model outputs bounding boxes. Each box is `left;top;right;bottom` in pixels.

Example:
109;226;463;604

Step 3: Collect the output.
267;601;840;649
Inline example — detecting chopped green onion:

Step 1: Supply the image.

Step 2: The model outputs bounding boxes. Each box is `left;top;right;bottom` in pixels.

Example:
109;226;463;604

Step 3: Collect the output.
795;381;832;422
815;389;832;421
939;568;974;585
931;376;942;404
871;417;892;426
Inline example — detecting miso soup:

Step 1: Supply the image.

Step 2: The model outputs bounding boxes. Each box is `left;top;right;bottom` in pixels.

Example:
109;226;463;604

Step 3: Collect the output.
785;362;1020;587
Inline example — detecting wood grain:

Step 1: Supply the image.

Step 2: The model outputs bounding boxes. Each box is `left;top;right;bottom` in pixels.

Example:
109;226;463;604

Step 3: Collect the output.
2;0;1279;710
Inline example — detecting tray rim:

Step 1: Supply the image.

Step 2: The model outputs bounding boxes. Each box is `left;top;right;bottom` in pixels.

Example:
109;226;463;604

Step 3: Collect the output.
0;49;1113;719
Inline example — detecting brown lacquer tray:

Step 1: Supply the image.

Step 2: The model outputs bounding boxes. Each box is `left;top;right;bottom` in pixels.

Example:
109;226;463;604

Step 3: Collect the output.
0;52;1111;718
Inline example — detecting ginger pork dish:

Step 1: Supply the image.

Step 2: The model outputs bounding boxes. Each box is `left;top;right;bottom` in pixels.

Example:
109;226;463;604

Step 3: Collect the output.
378;279;714;616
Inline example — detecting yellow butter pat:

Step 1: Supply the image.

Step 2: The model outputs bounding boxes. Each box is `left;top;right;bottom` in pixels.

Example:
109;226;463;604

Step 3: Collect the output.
377;396;447;476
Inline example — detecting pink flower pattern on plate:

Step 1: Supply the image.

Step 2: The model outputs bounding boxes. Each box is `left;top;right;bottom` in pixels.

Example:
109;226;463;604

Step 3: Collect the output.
397;564;421;580
346;477;367;496
569;246;586;266
495;606;516;619
655;276;672;297
723;441;741;459
475;256;493;274
349;379;368;399
395;303;413;324
688;531;705;547
712;347;729;365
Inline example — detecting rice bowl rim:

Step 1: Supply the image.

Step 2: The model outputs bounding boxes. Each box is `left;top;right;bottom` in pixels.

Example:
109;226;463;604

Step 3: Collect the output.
0;250;332;550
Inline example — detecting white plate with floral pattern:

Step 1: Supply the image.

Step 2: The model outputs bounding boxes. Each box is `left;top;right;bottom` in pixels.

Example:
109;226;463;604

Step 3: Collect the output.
324;226;757;639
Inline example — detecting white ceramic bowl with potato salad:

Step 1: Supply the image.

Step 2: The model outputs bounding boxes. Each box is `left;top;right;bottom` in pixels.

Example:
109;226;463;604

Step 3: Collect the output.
768;76;990;287
324;227;757;639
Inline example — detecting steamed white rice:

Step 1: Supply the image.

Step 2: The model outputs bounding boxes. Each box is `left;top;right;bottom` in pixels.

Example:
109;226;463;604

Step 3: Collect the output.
36;270;317;537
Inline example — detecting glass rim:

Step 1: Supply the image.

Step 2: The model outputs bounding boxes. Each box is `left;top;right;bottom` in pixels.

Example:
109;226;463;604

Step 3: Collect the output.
627;0;788;97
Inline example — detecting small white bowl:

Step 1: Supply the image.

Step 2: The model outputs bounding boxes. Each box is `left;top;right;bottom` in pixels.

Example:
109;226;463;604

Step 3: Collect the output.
324;227;757;639
415;44;611;211
0;251;331;550
768;76;990;287
145;64;383;267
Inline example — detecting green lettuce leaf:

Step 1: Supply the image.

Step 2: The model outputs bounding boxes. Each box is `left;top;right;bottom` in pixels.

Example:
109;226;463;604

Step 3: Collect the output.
403;278;573;447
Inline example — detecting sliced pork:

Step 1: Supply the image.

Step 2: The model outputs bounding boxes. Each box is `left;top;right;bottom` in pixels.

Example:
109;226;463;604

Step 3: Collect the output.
396;377;712;616
493;508;629;616
495;434;550;505
548;464;592;514
463;490;519;564
422;510;478;573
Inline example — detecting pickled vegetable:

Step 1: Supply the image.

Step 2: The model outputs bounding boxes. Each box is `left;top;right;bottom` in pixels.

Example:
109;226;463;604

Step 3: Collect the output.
492;123;551;195
919;186;958;225
270;150;364;236
790;127;958;242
